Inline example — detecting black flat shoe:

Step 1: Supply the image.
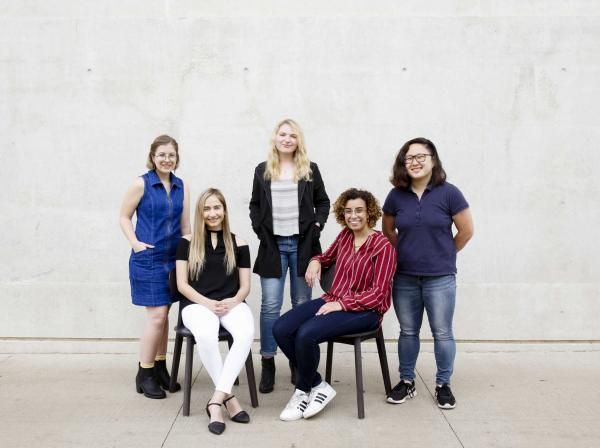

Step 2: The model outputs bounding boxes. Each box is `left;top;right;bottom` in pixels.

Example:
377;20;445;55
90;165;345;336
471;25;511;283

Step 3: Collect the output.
223;395;250;423
206;402;226;435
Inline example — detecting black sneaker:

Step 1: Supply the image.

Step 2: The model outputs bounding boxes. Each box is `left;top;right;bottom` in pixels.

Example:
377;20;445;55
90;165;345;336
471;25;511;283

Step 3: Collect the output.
386;380;417;404
435;384;456;409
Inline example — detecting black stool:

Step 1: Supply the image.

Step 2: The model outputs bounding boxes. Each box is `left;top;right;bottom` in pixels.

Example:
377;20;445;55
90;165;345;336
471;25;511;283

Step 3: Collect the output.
324;325;391;419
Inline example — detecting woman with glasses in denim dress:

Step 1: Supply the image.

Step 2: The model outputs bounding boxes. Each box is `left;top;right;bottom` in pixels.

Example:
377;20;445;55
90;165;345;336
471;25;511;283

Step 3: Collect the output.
382;137;473;410
119;135;190;399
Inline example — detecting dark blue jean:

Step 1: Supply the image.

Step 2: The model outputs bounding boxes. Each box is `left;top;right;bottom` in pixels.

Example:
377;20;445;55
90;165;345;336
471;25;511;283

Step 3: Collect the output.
273;298;379;393
260;235;312;357
392;274;457;385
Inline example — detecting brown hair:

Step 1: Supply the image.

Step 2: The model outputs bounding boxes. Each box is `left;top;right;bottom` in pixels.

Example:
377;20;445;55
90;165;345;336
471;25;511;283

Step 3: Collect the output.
146;135;180;170
333;188;382;229
390;137;446;189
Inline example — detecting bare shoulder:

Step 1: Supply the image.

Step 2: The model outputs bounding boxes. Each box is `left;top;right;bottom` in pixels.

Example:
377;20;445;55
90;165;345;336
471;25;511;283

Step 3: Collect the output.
121;177;144;206
182;234;192;241
131;176;144;189
234;234;248;247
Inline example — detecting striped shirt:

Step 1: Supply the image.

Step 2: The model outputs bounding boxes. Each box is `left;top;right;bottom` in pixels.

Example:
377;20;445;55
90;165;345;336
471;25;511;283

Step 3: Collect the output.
271;179;299;236
313;227;397;317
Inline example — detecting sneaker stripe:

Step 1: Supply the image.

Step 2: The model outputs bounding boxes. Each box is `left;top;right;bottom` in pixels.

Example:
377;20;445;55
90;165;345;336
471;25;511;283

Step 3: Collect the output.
314;393;327;403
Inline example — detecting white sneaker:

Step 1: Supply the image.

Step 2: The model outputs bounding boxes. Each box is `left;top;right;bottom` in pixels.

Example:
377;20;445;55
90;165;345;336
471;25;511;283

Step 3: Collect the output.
279;389;310;421
303;381;337;419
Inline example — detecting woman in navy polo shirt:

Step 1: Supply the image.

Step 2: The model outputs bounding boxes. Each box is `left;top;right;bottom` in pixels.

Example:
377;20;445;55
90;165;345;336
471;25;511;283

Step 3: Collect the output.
382;137;473;410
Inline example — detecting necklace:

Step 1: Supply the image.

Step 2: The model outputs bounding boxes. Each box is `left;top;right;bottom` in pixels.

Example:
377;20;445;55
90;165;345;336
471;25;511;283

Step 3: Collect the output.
353;237;368;249
353;231;373;250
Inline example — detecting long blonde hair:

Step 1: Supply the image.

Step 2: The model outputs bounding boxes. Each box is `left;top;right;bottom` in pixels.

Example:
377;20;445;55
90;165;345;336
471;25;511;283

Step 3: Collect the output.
264;118;312;182
187;188;236;279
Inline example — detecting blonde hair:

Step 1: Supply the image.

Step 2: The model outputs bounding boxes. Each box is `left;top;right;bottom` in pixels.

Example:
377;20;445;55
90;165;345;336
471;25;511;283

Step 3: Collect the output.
187;188;236;279
264;119;312;182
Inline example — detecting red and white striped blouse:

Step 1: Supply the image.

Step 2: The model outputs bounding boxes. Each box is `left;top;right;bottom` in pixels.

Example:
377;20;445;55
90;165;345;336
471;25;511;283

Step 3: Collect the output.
313;227;397;317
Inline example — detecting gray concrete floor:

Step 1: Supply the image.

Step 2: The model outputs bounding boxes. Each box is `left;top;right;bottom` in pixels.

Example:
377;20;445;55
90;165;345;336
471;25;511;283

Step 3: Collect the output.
1;343;599;448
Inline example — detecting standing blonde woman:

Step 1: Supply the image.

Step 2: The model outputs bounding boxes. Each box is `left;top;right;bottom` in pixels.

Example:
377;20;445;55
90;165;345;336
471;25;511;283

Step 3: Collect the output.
176;188;254;435
119;135;190;399
249;119;330;393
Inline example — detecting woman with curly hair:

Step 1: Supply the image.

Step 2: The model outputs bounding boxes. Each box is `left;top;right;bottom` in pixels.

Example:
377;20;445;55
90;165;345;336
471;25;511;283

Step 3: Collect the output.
273;188;396;421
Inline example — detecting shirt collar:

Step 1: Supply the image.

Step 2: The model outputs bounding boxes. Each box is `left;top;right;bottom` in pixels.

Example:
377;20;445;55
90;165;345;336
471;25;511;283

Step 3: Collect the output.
147;170;183;189
404;182;434;193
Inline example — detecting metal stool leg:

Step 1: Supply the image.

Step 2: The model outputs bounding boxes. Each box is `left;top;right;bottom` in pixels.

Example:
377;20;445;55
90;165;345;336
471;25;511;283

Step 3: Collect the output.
354;339;365;419
183;337;194;416
325;341;334;383
375;329;392;394
245;351;259;407
170;333;183;392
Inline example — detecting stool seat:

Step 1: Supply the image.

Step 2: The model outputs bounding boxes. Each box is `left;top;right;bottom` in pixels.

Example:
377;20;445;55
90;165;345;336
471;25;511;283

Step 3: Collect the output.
173;324;192;338
328;328;382;343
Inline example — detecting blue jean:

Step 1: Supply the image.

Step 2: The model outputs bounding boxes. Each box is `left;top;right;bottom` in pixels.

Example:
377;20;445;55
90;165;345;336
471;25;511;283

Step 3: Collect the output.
392;274;456;385
260;236;312;357
273;298;380;393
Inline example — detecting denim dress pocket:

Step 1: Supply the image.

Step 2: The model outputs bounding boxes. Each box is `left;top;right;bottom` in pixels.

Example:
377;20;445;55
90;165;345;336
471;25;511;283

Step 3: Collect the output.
129;249;154;281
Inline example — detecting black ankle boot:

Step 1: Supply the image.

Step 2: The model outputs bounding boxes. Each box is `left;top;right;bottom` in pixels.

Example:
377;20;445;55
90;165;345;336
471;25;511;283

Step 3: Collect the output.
259;357;275;393
289;360;297;385
136;363;166;399
154;359;181;392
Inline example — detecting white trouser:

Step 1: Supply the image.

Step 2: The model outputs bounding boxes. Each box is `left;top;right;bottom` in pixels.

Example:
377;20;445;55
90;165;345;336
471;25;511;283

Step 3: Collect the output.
181;302;254;394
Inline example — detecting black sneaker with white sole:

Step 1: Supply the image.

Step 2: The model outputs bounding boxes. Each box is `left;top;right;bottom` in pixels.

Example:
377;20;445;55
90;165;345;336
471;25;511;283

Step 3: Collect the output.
386;380;417;404
435;384;456;409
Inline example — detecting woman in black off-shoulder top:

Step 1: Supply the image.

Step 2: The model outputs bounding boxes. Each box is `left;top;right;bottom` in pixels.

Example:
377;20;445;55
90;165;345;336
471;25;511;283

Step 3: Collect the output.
175;188;254;436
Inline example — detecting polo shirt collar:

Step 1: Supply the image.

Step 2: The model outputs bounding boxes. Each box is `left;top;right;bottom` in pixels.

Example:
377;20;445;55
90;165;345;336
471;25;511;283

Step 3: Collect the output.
404;182;434;193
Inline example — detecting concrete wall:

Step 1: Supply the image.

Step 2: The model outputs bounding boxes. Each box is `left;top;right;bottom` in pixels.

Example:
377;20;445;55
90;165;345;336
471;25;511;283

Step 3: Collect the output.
2;1;600;351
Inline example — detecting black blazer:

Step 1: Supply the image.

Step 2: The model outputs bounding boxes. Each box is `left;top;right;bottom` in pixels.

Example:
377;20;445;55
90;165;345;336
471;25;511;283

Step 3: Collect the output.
249;161;330;278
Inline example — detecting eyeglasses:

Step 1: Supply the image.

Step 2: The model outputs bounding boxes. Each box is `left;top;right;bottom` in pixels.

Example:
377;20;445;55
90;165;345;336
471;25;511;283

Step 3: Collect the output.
344;207;366;216
154;153;177;161
403;154;432;164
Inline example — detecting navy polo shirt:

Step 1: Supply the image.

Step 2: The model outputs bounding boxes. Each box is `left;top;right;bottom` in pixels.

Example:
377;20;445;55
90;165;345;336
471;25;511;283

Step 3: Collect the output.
383;182;469;276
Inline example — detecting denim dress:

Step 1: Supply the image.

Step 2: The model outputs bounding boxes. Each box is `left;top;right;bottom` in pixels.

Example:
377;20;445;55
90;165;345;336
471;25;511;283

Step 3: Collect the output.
129;170;184;306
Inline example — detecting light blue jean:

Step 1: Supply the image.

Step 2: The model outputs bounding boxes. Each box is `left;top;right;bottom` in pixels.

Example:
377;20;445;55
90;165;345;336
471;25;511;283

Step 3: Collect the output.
392;273;456;385
260;236;312;357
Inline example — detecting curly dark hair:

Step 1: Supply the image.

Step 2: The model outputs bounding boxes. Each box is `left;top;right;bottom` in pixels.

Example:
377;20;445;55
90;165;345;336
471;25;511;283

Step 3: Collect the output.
390;137;446;189
333;188;382;228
